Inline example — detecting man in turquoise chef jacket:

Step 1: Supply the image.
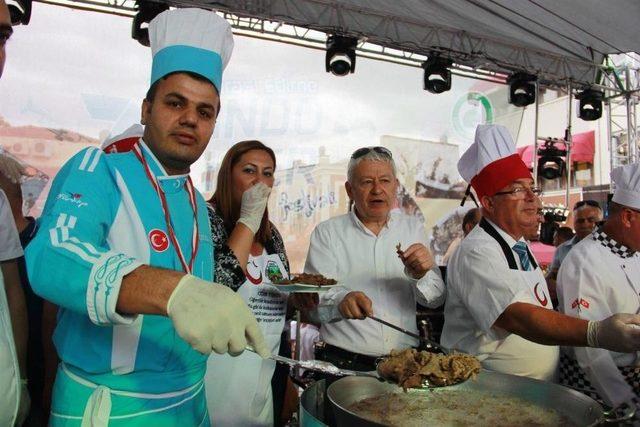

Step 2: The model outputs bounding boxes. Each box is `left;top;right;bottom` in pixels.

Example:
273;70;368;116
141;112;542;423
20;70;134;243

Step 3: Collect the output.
26;8;269;426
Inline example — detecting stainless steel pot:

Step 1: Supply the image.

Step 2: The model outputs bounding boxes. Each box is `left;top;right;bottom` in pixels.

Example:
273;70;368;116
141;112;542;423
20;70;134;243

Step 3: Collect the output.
327;371;610;426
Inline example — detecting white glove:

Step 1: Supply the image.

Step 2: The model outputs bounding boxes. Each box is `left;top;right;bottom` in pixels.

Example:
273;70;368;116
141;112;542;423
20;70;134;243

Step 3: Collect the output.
237;182;271;234
588;314;640;352
167;275;270;358
16;379;30;426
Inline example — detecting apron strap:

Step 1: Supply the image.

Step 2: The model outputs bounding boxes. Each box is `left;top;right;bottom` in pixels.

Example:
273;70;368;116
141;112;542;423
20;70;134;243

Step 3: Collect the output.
81;386;111;427
479;218;538;271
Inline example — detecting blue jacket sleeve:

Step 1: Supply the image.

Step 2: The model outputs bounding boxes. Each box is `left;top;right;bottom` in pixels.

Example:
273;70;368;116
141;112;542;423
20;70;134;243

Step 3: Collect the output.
26;147;142;326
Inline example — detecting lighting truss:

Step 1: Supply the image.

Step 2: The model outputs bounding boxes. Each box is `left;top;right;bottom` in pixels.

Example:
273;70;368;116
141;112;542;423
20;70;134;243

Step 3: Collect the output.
32;0;640;97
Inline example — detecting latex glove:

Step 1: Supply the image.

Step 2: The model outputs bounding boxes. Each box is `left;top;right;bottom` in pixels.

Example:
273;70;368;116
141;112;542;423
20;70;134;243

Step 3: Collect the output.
588;314;640;352
237;182;271;234
167;275;270;358
16;379;30;426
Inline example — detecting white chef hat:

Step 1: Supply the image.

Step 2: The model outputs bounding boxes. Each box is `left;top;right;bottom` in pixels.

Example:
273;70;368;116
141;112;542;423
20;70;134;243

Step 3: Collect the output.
611;162;640;210
149;8;234;93
458;124;532;199
101;124;144;153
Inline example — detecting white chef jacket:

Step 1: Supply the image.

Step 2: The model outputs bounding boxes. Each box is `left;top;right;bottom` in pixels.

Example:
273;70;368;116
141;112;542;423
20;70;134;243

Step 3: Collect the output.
558;228;640;407
0;190;23;426
304;210;445;356
441;218;559;381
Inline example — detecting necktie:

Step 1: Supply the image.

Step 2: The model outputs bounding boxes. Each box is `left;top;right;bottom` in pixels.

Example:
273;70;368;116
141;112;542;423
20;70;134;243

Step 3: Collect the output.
512;241;531;271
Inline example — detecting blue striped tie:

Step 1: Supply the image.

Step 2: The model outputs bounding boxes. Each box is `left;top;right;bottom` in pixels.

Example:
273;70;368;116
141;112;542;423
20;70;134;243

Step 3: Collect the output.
512;241;531;271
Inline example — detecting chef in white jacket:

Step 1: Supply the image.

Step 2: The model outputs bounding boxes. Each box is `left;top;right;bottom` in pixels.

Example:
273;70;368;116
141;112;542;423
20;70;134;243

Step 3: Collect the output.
558;162;640;409
442;124;640;383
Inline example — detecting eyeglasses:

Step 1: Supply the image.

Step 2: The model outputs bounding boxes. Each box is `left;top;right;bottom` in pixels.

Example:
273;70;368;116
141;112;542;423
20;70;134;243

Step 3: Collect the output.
574;200;600;210
351;146;392;159
493;186;542;198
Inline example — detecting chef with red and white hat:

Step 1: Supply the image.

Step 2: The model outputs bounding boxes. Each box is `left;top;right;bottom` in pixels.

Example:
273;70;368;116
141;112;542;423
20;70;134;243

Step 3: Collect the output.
441;124;640;381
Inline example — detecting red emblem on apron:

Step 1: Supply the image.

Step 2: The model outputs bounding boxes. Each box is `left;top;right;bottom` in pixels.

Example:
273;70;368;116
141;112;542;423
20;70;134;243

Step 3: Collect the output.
245;260;263;285
534;282;549;307
149;229;169;252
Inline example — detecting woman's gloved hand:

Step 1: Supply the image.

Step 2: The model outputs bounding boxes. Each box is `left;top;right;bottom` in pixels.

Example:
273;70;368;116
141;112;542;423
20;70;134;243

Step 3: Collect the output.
237;182;271;234
167;275;270;358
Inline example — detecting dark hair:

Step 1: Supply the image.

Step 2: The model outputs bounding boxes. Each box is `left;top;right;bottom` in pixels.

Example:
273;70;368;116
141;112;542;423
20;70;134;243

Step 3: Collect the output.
462;208;480;231
574;199;600;211
555;226;575;241
209;140;276;245
145;71;221;116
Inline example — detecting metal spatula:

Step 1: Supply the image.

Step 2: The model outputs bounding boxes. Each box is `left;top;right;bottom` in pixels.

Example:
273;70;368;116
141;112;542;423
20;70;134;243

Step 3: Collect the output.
245;347;380;379
368;315;452;354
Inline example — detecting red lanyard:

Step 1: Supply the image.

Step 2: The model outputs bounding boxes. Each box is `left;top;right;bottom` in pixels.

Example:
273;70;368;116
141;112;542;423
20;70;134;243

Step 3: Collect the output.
133;143;199;274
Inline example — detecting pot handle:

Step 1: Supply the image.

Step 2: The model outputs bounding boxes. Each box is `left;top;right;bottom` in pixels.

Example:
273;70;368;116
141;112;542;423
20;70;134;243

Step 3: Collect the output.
598;402;636;425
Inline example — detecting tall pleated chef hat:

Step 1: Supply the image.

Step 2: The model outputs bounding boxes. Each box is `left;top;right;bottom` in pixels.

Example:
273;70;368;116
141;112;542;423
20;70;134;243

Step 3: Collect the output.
458;124;532;200
611;162;640;210
149;8;234;93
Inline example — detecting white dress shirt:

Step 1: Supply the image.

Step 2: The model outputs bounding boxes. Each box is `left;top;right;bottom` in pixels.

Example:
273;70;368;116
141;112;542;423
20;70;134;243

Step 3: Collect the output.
442;219;559;381
558;229;640;407
304;210;445;356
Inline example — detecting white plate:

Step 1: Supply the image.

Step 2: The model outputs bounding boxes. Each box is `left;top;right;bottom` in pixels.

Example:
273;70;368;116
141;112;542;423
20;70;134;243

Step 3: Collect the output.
271;282;339;293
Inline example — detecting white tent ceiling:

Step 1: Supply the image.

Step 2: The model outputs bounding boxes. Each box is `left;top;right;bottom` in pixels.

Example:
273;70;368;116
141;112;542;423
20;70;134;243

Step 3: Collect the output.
159;0;639;89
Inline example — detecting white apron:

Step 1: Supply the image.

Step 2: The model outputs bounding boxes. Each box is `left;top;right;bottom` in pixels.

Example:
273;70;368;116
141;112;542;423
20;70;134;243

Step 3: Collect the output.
477;219;559;381
206;251;288;426
0;272;20;426
482;267;559;381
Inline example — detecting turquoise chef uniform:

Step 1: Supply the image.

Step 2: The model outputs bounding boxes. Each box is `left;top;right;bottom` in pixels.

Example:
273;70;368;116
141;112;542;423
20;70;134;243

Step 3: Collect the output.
25;8;234;426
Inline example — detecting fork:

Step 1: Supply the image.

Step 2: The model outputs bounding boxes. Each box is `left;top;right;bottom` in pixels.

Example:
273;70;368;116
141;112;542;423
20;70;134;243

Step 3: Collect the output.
245;347;380;379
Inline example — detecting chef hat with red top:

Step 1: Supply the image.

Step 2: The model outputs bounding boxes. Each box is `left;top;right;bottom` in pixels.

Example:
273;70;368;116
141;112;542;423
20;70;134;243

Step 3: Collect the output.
101;124;144;154
458;125;532;200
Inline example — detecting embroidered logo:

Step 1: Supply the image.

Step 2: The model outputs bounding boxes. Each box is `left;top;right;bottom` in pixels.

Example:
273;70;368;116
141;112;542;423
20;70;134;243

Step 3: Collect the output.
571;298;590;312
56;192;88;208
533;282;548;307
148;229;169;252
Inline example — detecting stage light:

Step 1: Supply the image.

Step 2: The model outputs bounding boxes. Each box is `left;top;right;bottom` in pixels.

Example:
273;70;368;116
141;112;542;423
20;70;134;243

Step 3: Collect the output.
507;73;537;107
421;56;452;94
537;138;567;180
131;1;169;47
576;89;604;121
7;0;31;25
325;35;357;76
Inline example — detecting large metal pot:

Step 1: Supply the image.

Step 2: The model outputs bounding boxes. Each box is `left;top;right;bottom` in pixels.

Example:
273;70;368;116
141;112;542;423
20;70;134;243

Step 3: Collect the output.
327;371;607;426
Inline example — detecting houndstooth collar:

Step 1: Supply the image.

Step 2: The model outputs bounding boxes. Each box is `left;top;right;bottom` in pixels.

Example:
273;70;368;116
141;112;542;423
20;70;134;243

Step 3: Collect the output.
592;227;636;258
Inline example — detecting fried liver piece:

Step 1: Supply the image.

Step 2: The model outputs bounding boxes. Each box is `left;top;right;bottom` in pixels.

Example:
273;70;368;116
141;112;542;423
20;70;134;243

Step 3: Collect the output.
377;348;481;390
274;273;337;286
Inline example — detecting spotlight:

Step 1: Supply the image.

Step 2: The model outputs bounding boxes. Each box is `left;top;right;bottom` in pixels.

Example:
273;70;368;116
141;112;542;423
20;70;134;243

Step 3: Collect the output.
132;1;169;47
537;138;566;180
507;72;537;107
576;89;603;121
7;0;31;25
325;35;357;76
421;56;452;94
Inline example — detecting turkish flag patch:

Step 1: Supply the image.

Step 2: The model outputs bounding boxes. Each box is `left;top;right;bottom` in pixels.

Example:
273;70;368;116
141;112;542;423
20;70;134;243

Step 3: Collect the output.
148;229;170;252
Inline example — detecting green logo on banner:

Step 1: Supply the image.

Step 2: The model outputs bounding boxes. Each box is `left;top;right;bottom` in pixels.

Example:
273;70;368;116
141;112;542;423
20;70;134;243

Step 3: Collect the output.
452;92;494;141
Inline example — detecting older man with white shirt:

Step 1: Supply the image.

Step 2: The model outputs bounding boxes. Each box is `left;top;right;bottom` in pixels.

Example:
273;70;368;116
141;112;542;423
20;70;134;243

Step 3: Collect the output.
442;124;640;382
304;146;445;371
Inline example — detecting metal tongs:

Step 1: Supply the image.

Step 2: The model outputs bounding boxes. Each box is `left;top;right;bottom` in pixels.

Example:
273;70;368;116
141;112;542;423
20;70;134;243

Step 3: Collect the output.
245;347;380;379
368;315;452;354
